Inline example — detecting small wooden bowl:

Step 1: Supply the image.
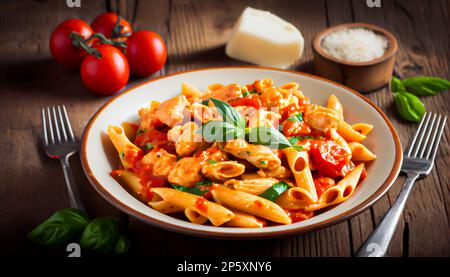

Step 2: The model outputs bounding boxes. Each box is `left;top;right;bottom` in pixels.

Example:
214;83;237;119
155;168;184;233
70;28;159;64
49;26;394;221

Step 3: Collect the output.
312;23;398;93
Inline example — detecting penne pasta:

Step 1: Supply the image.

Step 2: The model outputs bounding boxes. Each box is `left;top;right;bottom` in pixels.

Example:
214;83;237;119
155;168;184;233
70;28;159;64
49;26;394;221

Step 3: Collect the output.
211;184;291;225
223;209;266;228
151;188;234;226
184;208;209;225
327;94;344;121
337;120;367;142
304;163;365;211
224;178;279;195
202;161;245;181
148;200;184;214
107;125;142;169
348;142;377;162
282;148;318;203
110;170;145;201
352;123;374;136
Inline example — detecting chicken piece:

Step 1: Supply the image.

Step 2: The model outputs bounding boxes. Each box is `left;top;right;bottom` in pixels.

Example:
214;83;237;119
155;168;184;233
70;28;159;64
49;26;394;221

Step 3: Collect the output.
222;139;281;170
168;157;203;187
140;149;177;177
167;122;202;157
156;95;190;127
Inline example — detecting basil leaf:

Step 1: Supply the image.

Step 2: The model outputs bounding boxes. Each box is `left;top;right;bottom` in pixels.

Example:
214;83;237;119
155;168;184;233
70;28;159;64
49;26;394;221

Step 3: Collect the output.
80;217;120;254
201;99;210;106
27;208;89;247
197;120;243;142
391;77;406;92
246;126;292;149
402;76;450;96
287;113;303;122
211;98;246;129
115;235;131;254
171;182;211;196
393;91;426;122
259;181;290;202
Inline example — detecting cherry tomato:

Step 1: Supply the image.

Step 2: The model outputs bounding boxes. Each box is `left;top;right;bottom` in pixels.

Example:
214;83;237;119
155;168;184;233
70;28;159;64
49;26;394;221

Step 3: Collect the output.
80;44;129;95
91;12;133;39
310;140;351;178
313;177;335;198
126;30;167;77
229;94;262;108
49;19;93;70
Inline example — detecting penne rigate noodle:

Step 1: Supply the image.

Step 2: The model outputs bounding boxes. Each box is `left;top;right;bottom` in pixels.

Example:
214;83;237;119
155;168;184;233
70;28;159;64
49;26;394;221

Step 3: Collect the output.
304;163;365;211
211;184;291;225
327;95;344;121
352;123;374;136
224;178;279;195
202;161;246;181
107;125;141;169
276;187;315;210
282;148;318;203
223;209;266;228
148;200;184;214
348;142;377;162
110;170;145;201
337;120;367;142
329;128;352;155
184;208;209;225
121;122;138;141
151;188;234;226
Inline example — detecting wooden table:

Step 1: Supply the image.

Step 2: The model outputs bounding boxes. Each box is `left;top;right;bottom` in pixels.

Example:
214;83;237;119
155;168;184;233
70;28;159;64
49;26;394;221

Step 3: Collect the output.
1;0;449;257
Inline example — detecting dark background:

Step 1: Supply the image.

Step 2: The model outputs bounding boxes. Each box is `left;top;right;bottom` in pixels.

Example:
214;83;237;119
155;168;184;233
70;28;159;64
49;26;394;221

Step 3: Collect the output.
0;0;449;256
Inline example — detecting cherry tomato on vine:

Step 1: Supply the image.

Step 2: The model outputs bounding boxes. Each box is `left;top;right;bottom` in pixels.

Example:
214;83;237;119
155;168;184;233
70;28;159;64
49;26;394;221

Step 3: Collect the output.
91;12;133;39
126;30;167;77
80;45;129;95
49;19;93;70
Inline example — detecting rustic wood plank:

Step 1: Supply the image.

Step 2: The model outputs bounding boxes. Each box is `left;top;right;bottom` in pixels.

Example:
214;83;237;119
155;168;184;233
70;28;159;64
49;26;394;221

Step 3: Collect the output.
0;0;115;256
350;0;450;256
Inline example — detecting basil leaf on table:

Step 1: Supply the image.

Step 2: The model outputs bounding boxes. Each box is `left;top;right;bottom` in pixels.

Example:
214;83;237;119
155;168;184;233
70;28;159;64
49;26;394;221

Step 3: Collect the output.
27;208;89;247
393;91;426;122
210;98;246;130
259;181;291;202
80;217;120;254
246;126;303;151
115;235;131;254
391;76;406;92
197;120;244;142
402;76;450;96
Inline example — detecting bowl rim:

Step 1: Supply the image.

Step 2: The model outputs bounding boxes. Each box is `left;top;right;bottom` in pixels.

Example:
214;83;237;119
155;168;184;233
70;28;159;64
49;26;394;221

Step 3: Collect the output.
80;66;403;239
312;22;398;67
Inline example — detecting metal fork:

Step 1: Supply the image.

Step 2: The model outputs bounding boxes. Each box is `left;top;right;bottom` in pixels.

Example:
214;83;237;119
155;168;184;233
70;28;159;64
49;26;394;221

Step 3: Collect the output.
41;105;85;211
356;112;447;257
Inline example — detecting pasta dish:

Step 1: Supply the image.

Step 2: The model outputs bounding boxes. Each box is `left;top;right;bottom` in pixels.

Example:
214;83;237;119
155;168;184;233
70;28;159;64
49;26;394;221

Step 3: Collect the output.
107;78;376;227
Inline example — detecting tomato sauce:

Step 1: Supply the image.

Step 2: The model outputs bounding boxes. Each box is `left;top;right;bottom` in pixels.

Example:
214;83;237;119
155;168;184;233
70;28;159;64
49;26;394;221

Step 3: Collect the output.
287;209;314;223
195;197;208;213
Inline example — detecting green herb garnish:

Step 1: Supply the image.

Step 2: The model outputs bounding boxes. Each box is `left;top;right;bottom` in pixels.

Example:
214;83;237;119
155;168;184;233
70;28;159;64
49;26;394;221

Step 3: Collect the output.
144;143;154;151
287;113;303;122
259;181;291;202
27;208;89;247
171;181;212;196
207;160;217;165
259;160;268;165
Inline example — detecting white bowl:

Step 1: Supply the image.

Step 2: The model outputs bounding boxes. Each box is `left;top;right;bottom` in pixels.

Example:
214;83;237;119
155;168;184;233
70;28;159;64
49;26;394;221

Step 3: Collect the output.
80;66;402;239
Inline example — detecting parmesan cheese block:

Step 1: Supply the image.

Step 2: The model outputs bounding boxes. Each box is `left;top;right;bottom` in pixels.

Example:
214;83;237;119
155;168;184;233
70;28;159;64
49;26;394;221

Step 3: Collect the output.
225;7;304;69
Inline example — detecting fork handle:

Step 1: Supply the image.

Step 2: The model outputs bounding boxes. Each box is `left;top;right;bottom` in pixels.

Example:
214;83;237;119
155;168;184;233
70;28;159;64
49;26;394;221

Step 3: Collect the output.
60;155;85;212
355;174;418;257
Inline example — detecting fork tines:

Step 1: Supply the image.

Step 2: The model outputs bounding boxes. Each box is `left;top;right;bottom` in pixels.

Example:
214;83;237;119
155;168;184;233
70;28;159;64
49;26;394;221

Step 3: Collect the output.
41;105;76;145
405;112;447;160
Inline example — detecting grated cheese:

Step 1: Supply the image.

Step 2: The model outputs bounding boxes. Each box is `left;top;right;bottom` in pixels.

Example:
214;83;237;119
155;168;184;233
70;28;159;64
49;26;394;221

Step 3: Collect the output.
321;28;388;63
